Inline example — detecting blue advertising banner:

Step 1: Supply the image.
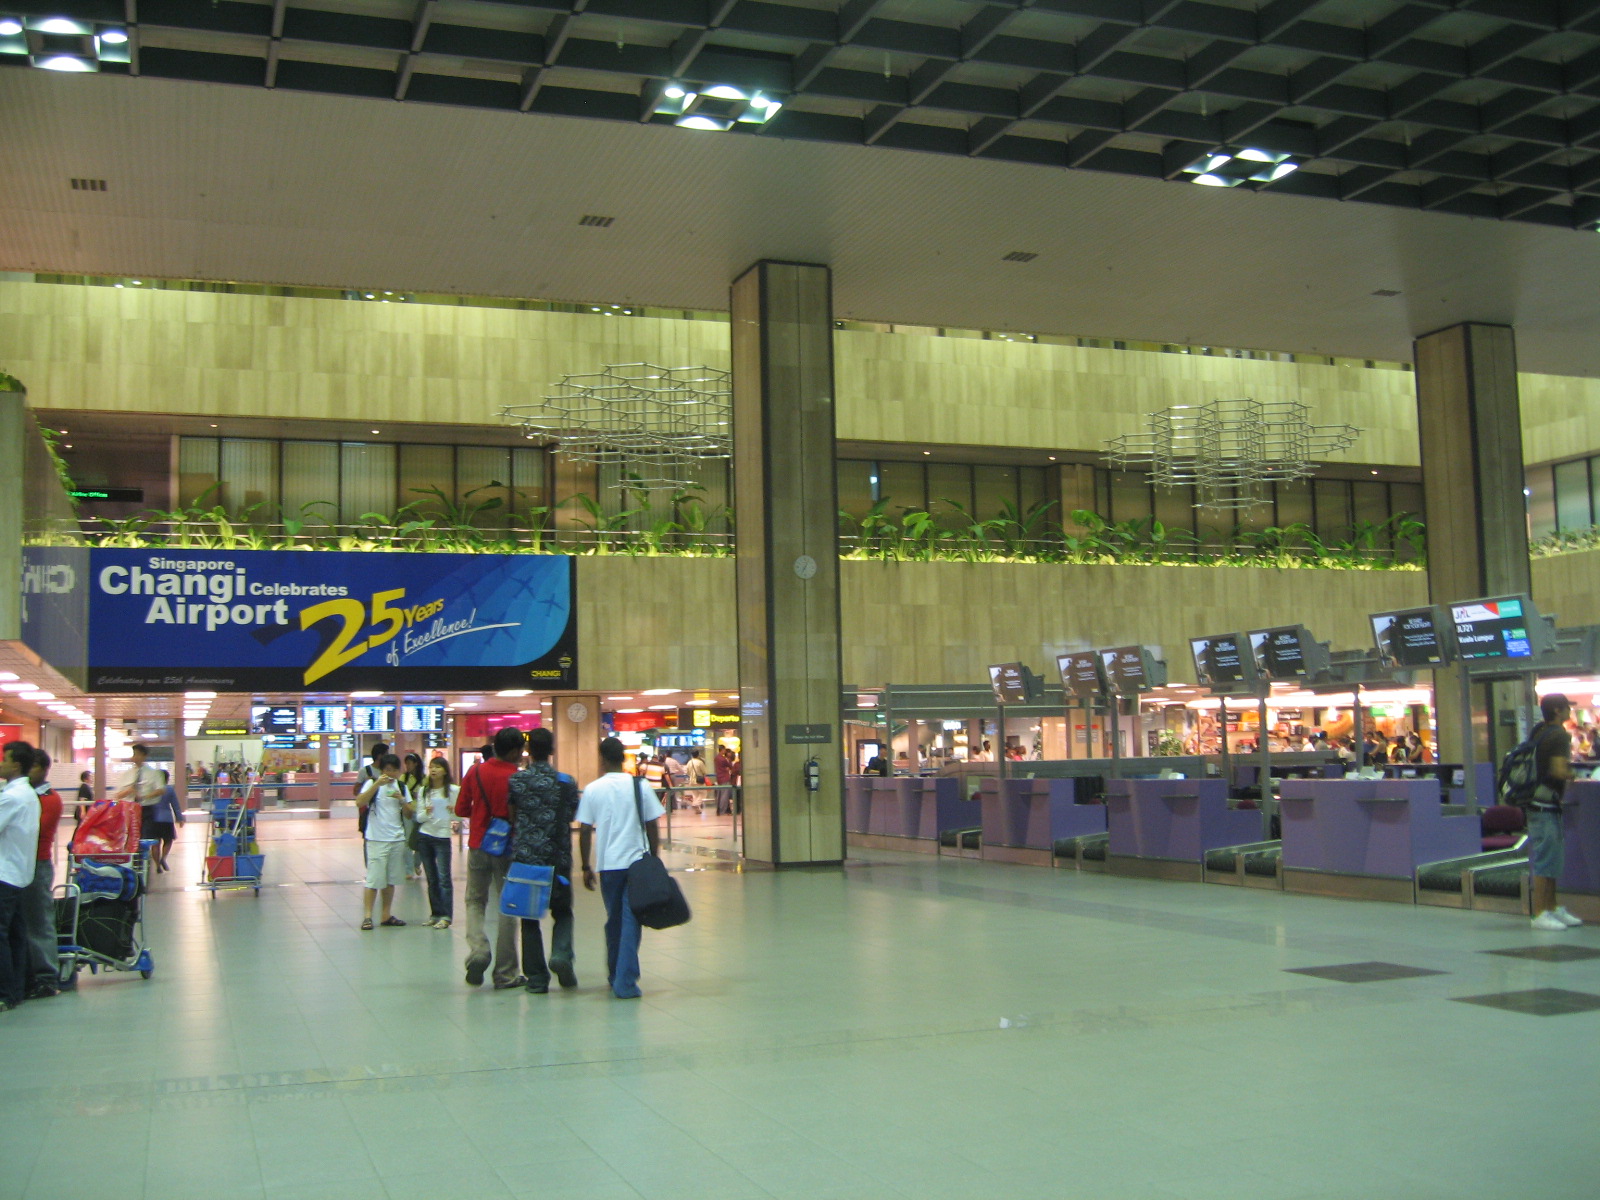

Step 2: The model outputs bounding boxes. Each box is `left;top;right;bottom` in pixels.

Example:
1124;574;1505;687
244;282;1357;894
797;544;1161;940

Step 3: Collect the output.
23;548;576;693
20;546;89;685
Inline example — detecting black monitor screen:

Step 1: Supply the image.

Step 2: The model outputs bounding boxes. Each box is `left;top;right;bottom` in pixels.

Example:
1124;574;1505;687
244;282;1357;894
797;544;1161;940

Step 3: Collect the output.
400;704;445;733
302;705;349;734
1056;652;1106;699
1371;608;1448;668
1451;597;1534;660
352;705;395;733
1248;627;1309;679
250;704;297;735
1190;634;1252;688
1101;646;1148;695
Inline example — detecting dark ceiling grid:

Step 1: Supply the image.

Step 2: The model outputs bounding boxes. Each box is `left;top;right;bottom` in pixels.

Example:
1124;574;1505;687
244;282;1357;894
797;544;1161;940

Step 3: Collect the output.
10;1;1600;229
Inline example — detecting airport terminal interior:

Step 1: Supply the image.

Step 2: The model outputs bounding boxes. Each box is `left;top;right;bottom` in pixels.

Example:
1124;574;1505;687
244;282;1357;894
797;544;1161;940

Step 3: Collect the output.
4;1;1600;1197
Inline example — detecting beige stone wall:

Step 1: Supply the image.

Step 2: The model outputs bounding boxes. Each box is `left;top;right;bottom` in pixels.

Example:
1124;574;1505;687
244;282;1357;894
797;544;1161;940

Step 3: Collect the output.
1532;549;1600;628
574;556;1428;692
1520;372;1600;466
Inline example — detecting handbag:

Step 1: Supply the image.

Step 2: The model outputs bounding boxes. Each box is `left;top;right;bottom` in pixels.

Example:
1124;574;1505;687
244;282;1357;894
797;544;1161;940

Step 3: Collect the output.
464;766;512;856
500;863;557;919
627;777;690;930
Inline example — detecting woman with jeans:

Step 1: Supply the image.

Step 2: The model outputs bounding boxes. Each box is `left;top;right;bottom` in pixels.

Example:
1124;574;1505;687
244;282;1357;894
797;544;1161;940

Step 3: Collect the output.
401;753;426;879
414;757;458;929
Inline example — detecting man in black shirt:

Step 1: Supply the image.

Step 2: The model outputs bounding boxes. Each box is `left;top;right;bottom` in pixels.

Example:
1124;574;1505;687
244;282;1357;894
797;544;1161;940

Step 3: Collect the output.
1528;694;1583;932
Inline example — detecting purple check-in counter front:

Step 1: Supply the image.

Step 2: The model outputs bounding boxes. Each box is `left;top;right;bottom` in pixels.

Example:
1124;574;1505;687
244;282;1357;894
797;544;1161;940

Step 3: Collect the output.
846;776;979;853
977;778;1106;865
1558;781;1600;919
1278;778;1480;901
1103;778;1258;881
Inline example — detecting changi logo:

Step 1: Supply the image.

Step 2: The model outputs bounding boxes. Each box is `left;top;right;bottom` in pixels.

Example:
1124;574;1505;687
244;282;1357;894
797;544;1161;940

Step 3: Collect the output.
22;562;76;595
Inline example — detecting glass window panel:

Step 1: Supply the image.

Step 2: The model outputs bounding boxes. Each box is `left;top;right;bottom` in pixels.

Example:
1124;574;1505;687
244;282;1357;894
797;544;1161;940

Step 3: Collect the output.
1352;480;1391;546
1527;466;1556;540
282;442;338;529
1313;479;1351;544
510;446;548;530
1274;482;1313;531
1389;481;1425;561
878;462;926;515
219;438;278;521
927;462;973;529
177;436;219;509
1017;466;1048;518
683;457;731;536
1588;460;1600;533
838;460;875;523
339;442;397;525
1107;470;1151;526
399;444;453;516
1153;484;1196;548
456;446;511;528
1554;459;1592;531
975;465;1020;520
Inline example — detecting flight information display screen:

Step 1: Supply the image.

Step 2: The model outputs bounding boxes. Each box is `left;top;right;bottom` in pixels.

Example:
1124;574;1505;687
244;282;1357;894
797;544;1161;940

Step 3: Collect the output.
1190;634;1253;689
1248;627;1310;679
1451;597;1534;660
400;704;445;732
1056;652;1106;699
352;705;395;733
1100;646;1150;695
1371;607;1449;668
988;663;1039;704
250;704;297;734
302;705;349;734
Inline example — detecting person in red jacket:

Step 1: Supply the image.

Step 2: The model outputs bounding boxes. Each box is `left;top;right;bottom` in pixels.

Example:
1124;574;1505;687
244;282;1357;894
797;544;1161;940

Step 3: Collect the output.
23;751;62;998
454;726;527;989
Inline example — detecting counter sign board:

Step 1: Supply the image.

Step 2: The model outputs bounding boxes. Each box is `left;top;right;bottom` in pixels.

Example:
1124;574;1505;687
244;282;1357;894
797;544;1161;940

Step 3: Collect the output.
1371;606;1450;668
1450;595;1551;661
1100;645;1164;695
1246;626;1327;680
20;547;578;693
1190;633;1256;690
988;663;1043;704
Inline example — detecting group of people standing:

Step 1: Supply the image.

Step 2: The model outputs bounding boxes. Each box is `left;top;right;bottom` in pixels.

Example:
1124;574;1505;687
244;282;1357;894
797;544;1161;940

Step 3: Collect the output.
0;741;65;1010
355;729;666;1000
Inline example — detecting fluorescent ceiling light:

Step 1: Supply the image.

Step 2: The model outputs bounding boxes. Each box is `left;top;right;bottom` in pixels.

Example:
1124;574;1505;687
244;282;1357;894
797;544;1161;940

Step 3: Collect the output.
649;704;677;710
1192;174;1236;187
0;672;15;682
349;691;382;698
36;17;89;34
1202;153;1231;172
496;689;533;697
641;689;677;696
663;84;685;98
675;115;732;131
605;696;633;701
0;19;21;34
99;28;127;43
1235;148;1274;162
21;691;54;701
704;84;745;100
617;709;644;714
452;701;478;708
1268;161;1298;180
185;690;218;698
1;682;30;693
36;55;96;71
685;700;715;706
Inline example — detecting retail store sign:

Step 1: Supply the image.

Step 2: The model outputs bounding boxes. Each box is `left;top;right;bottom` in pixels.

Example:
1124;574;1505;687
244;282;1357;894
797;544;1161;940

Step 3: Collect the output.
20;547;578;694
691;709;740;727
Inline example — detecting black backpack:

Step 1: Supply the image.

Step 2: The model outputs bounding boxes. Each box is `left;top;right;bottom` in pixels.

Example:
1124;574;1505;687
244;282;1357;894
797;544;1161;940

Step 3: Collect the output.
1497;725;1545;808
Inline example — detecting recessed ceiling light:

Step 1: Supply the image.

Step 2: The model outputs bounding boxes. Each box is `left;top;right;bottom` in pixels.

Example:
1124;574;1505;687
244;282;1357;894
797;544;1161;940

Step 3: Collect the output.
370;429;380;435
617;708;644;714
0;18;21;34
99;28;128;44
37;17;89;34
641;689;677;696
185;690;217;698
36;54;96;72
496;689;533;697
0;673;16;682
675;115;733;131
648;705;676;710
21;691;54;701
349;691;382;698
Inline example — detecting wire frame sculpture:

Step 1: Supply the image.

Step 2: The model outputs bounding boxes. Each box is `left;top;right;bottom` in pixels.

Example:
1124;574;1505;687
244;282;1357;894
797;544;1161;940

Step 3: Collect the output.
1105;398;1360;510
500;363;732;491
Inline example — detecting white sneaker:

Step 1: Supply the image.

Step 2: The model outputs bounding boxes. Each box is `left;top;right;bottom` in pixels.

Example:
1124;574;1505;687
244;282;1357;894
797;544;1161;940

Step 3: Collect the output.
1531;910;1570;932
1552;906;1584;927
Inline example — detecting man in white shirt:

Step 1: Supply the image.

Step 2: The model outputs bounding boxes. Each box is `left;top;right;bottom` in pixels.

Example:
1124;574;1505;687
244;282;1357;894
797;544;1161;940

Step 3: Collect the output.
116;743;164;843
577;737;663;1000
0;741;42;1012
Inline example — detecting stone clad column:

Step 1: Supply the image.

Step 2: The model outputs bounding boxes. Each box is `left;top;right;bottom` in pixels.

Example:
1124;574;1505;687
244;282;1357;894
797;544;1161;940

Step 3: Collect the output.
730;261;843;866
552;695;602;791
1413;323;1530;762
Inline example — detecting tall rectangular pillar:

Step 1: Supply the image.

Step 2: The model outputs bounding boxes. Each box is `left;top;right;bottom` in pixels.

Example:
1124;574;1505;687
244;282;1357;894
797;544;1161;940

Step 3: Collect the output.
1414;323;1529;762
730;261;843;866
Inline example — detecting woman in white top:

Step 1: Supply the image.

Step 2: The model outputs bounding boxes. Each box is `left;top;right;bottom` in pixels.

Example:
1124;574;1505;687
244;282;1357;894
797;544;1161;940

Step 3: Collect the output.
413;756;460;929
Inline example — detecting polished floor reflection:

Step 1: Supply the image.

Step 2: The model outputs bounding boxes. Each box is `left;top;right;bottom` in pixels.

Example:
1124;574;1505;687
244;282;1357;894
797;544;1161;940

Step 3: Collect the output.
3;822;1598;1199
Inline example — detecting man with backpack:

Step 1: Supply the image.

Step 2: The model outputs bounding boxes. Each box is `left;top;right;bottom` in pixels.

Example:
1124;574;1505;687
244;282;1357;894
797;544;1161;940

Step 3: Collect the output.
1504;693;1584;932
455;727;527;988
353;742;388;865
506;728;579;993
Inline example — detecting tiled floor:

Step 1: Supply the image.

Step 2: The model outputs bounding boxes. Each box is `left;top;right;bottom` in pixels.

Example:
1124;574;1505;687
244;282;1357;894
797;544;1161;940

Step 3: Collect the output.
4;823;1599;1200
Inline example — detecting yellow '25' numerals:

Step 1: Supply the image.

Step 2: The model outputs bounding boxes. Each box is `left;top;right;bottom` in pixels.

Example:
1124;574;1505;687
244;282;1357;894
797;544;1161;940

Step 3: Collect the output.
299;589;407;686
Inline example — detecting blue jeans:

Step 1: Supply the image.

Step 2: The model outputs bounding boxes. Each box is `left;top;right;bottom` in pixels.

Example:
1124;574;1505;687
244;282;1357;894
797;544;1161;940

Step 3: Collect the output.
599;869;642;998
414;834;453;920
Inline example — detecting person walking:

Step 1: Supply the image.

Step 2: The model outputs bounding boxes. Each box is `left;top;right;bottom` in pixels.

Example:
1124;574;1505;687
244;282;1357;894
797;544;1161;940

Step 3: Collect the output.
455;727;527;988
115;743;164;843
147;770;184;874
577;737;664;1000
685;748;707;811
356;754;414;931
0;741;40;1012
21;751;61;998
506;728;579;993
401;753;426;880
74;771;92;826
413;757;458;929
1526;694;1584;932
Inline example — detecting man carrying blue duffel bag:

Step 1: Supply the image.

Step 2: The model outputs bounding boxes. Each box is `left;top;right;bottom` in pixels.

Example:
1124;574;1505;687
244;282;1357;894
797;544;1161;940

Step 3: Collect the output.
504;728;580;994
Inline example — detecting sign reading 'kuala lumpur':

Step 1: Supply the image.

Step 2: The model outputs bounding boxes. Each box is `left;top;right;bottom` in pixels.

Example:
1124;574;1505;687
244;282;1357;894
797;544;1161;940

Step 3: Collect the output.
21;547;577;693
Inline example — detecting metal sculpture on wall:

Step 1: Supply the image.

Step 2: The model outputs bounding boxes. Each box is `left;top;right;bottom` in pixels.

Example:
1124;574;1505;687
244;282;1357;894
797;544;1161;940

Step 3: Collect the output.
1106;398;1361;511
500;363;731;490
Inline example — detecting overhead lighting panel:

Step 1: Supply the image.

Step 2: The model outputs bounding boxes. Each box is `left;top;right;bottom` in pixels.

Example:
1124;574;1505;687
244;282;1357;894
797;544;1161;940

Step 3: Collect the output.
652;80;784;131
0;15;132;70
1182;147;1302;188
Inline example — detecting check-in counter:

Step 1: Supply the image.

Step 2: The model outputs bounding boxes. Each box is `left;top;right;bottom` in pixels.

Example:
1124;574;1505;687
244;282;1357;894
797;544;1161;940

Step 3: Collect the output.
977;777;1106;866
1278;778;1480;901
847;776;979;854
1559;781;1600;920
1103;778;1258;881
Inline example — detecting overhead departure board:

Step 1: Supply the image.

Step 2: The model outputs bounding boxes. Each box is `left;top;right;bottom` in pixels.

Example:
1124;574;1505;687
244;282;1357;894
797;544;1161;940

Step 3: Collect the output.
1056;652;1106;699
1371;607;1450;668
400;704;444;732
1450;597;1534;660
1190;633;1255;689
302;705;349;734
1248;627;1312;679
352;705;394;733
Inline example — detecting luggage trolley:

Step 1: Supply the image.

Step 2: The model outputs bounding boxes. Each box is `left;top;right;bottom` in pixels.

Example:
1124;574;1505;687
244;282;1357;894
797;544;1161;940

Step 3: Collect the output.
54;840;156;984
202;793;265;895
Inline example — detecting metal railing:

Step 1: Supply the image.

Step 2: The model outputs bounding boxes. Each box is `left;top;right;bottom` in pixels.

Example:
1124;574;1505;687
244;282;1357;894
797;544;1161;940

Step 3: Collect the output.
658;785;741;849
